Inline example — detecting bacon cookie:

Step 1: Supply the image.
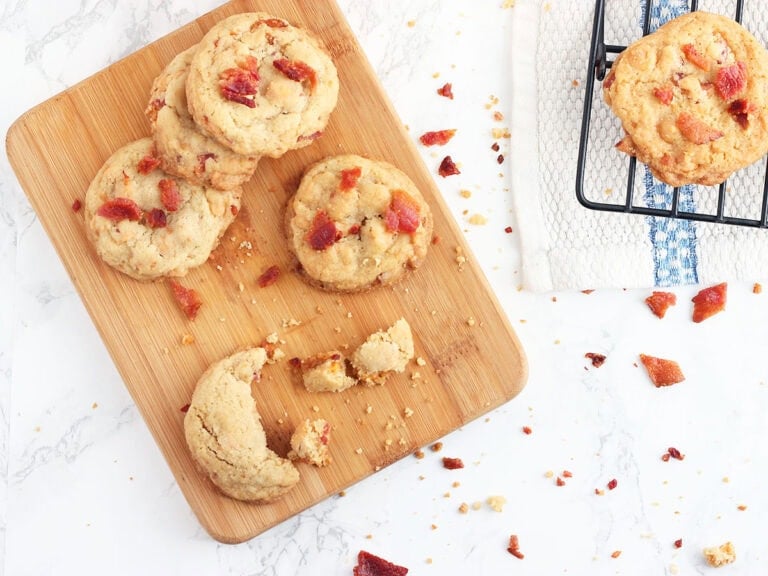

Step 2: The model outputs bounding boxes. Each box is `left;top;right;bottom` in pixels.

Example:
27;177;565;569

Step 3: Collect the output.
603;11;768;186
84;138;241;280
285;155;433;292
146;45;260;191
186;12;339;158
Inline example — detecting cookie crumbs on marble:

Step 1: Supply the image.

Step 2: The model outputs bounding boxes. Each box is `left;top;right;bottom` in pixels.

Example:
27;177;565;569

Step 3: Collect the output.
703;541;736;567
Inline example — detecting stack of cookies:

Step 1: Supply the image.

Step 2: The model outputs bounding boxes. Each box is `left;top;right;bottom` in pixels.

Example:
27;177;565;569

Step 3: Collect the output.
85;12;339;280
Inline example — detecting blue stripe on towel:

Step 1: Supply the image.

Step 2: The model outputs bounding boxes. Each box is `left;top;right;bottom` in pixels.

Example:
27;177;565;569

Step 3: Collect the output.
640;0;699;286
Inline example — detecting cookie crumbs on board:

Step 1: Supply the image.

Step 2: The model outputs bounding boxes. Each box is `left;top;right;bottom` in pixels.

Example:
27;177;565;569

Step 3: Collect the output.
181;333;195;345
412;449;424;460
431;442;443;452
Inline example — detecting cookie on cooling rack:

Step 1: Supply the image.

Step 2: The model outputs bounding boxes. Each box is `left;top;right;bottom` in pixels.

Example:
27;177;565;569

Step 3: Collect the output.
146;45;260;191
186;12;339;158
84;137;241;280
603;11;768;187
184;347;300;502
284;155;433;292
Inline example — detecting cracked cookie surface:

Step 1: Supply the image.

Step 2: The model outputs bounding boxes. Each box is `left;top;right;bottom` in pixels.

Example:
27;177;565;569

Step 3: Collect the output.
183;347;300;502
285;155;433;292
85;137;241;280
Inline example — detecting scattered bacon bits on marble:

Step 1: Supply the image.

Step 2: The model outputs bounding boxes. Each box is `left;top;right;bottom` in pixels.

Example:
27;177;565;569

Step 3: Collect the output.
666;447;685;461
257;265;280;287
507;535;524;559
639;354;686;387
436;82;454;99
496;154;505;164
754;283;763;294
581;289;595;294
504;226;513;233
353;550;409;576
419;129;456;146
562;470;573;478
555;476;566;487
442;457;464;470
691;282;727;322
169;279;202;320
607;478;618;490
522;426;532;435
645;291;677;318
674;539;683;549
737;504;748;511
611;550;622;559
438;155;460;177
585;352;606;368
72;199;82;213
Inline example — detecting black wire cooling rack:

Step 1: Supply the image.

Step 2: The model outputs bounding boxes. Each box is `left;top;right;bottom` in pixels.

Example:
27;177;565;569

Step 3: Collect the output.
575;0;768;229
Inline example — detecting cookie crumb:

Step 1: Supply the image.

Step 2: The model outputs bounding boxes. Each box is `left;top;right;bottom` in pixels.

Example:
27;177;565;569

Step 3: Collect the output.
611;550;622;559
458;502;469;513
431;442;443;452
355;447;363;455
486;495;506;512
703;541;736;567
414;449;425;459
181;333;195;345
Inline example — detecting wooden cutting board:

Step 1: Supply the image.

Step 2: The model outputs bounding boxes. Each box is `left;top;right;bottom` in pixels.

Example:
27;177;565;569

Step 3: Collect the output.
6;0;527;544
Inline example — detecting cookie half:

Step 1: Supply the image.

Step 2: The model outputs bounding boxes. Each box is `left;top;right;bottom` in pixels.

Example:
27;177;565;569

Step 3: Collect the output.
285;155;433;292
146;45;260;190
186;12;339;157
85;138;241;280
603;11;768;186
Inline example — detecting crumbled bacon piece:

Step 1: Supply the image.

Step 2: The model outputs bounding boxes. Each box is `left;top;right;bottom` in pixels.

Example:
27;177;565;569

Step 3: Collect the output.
272;58;317;90
491;142;500;152
667;447;685;460
144;208;167;229
603;71;615;91
437;82;454;99
674;539;683;549
682;44;709;70
419;129;456;146
645;291;677;318
219;57;259;107
507;535;524;559
146;98;165;122
607;478;618;490
230;205;239;216
297;130;322;142
158;178;181;212
639;354;685;387
137;154;161;175
676;112;723;144
728;98;756;129
504;226;513;233
522;426;532;435
96;197;143;221
384;189;421;234
691;282;727;323
307;210;340;251
353;550;409;576
754;283;763;294
585;352;606;368
180;403;190;413
72;199;82;213
611;550;622;559
169;280;202;320
442;457;464;470
556;476;565;486
347;224;361;236
438;155;460;177
653;86;673;105
257;265;280;287
715;61;747;100
563;470;573;478
339;166;362;191
197;152;216;174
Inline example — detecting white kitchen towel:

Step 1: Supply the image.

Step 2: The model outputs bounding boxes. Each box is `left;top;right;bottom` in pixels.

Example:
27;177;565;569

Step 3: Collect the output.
510;0;768;292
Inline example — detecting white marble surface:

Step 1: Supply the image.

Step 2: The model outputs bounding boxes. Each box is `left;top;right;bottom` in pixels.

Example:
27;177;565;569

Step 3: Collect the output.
2;0;768;574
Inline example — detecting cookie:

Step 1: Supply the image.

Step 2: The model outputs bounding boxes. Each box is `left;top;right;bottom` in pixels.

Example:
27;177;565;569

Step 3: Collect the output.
186;12;339;157
146;45;260;191
285;155;433;292
288;419;332;467
183;347;300;502
350;318;414;386
603;11;768;186
296;351;357;393
84;138;241;280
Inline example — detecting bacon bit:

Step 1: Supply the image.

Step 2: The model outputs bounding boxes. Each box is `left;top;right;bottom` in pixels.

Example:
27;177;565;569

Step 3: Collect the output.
522;426;532;435
144;208;167;229
347;224;361;236
504;226;513;233
667;447;685;460
71;199;82;213
307;210;340;251
169;279;202;320
319;421;331;445
715;61;747;100
674;539;683;549
607;478;618;490
653;86;673;105
437;82;454;99
682;44;709;70
737;504;748;511
611;550;622;559
603;71;615;91
146;98;165;122
137;154;161;174
645;291;677;318
419;129;456;146
197;152;216;174
272;58;317;91
563;470;573;478
96;197;143;221
339;166;362;191
615;135;637;155
298;130;322;142
754;283;763;294
692;282;727;322
431;442;443;452
353;550;409;576
288;357;302;369
257;265;280;287
180;403;190;413
582;289;595;294
676;112;724;144
491;142;500;152
438;155;460;177
661;453;671;462
497;154;504;164
230;204;239;216
158;178;181;212
219;57;259;107
507;535;524;559
728;98;756;129
639;354;686;387
384;189;421;233
585;352;606;368
442;457;464;470
555;476;565;486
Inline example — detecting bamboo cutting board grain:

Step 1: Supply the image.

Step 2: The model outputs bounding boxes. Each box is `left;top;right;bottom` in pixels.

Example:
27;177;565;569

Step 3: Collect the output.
6;0;527;543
